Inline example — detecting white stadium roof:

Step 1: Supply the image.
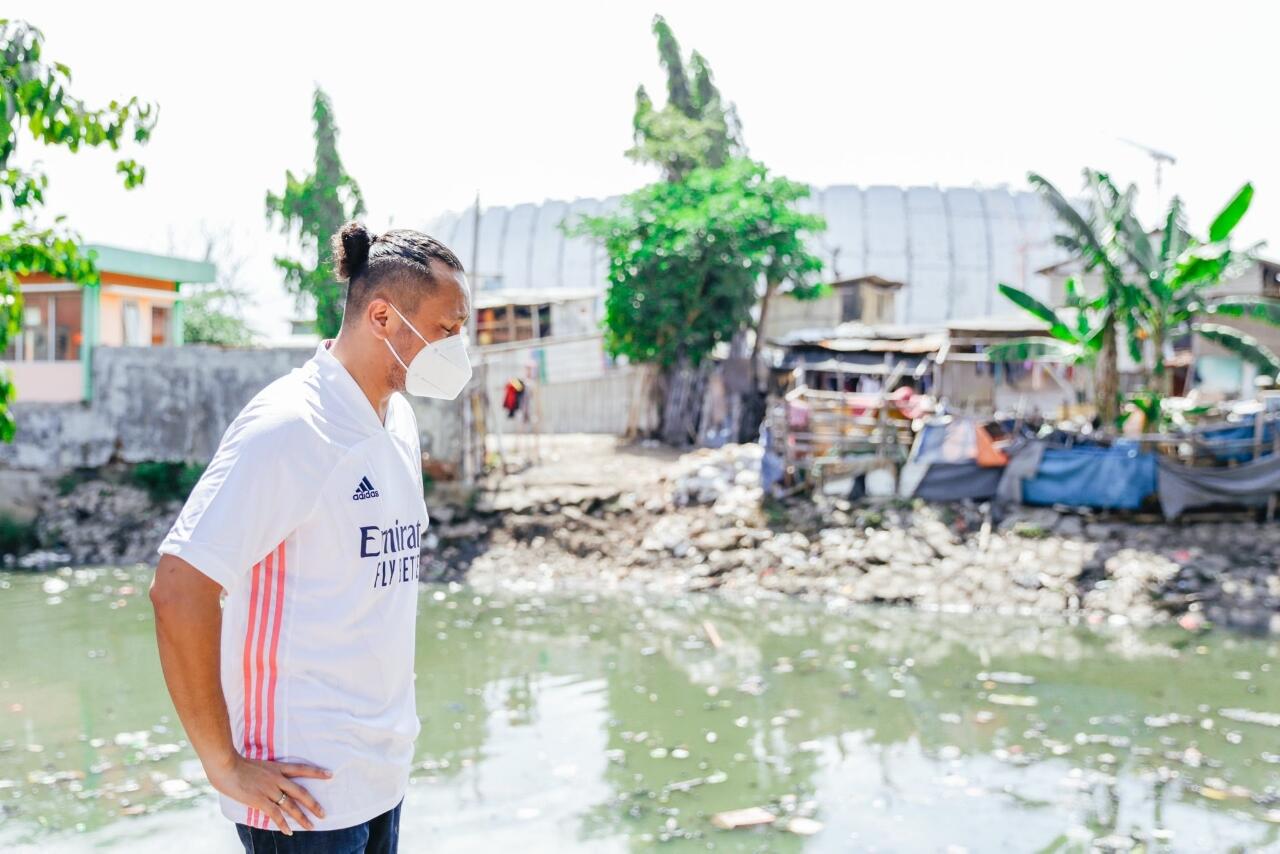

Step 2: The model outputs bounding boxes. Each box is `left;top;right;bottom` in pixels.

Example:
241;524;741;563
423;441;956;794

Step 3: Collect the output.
427;184;1067;325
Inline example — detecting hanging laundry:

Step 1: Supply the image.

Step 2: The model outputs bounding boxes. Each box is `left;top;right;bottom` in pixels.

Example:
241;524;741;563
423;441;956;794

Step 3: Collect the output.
503;378;525;418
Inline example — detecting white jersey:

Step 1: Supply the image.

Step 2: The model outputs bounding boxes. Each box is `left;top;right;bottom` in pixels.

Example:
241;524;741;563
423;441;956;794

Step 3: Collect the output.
159;340;428;831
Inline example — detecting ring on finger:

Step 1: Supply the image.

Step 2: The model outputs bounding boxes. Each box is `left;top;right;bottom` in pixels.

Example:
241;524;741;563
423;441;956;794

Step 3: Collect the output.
275;790;288;805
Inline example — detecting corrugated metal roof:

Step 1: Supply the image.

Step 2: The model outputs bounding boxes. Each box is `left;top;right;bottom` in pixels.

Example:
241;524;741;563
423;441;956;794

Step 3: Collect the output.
427;184;1066;325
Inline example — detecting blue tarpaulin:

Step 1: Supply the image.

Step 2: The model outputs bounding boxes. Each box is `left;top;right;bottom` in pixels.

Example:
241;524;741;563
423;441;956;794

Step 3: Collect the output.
1022;445;1157;510
1198;418;1277;463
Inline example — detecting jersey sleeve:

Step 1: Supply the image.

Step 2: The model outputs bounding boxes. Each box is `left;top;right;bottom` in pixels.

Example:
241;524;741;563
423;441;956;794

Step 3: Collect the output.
157;411;325;591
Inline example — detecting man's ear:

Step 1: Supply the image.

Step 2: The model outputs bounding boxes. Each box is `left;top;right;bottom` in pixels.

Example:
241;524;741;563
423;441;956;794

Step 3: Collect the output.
368;298;392;339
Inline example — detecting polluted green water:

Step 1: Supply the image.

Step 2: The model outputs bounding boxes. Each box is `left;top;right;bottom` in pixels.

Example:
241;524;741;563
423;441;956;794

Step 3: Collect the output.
1;567;1278;853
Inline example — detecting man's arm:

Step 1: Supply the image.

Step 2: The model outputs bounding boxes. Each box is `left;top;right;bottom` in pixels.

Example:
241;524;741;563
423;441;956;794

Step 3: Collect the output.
150;554;331;834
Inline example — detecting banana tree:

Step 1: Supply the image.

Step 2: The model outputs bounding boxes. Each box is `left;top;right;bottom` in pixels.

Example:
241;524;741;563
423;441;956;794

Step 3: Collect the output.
1112;182;1280;393
1023;170;1140;425
984;278;1109;401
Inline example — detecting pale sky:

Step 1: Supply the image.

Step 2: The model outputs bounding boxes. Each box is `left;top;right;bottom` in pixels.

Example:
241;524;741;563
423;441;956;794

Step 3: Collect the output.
10;0;1279;339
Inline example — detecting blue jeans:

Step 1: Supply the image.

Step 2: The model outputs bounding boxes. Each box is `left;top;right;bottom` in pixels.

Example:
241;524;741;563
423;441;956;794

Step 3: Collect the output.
236;798;402;853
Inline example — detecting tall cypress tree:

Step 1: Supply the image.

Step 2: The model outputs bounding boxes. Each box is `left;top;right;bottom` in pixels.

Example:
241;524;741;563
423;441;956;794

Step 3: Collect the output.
266;87;365;339
628;15;741;182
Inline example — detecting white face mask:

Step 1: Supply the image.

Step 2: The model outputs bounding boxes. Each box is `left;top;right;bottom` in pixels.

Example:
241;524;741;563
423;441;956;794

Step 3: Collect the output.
383;302;472;400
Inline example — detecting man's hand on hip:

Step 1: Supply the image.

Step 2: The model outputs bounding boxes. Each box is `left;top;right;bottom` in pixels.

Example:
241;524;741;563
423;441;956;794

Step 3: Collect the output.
207;754;332;835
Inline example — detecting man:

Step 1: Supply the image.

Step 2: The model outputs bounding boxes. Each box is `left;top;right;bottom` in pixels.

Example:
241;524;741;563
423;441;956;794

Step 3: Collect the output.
150;222;470;852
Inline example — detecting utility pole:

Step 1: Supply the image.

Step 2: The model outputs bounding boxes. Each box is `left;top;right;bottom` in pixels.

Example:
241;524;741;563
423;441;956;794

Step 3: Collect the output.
461;192;482;487
1119;138;1177;210
469;192;480;342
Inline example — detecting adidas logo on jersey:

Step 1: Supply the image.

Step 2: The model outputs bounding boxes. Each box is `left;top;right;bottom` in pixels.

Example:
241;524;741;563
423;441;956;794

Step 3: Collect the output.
352;476;380;500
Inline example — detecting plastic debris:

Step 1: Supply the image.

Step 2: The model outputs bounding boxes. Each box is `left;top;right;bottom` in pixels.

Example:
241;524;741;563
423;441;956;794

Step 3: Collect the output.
710;806;776;830
782;816;824;836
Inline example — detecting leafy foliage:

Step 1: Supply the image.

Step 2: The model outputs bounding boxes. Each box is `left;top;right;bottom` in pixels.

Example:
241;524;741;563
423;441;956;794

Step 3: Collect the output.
0;18;156;440
265;87;365;339
1191;323;1280;376
131;461;207;505
985;278;1108;365
1109;178;1278;388
183;286;257;347
574;158;825;369
628;15;741;181
997;168;1278;422
181;230;257;347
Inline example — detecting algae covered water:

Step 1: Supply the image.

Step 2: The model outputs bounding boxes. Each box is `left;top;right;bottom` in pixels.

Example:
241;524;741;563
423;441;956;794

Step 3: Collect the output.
0;566;1278;852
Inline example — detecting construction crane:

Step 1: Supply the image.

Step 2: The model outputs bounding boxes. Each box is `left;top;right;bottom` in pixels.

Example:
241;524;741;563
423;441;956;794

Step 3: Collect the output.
1119;138;1177;203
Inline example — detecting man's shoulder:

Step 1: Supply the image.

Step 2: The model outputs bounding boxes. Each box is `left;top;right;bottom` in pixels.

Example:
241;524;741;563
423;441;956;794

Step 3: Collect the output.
228;376;331;454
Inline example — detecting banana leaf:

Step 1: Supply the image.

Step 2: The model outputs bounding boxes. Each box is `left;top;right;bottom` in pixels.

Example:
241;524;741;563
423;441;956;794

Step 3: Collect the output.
1204;296;1280;326
1193;322;1280;374
996;283;1075;344
984;337;1080;363
1208;182;1254;242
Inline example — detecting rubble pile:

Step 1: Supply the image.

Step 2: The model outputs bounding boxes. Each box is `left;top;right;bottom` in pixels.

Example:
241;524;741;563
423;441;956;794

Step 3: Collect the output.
11;442;1280;632
25;481;180;569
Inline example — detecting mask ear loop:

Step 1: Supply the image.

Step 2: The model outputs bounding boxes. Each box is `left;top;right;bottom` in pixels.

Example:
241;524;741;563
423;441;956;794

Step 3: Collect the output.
386;301;429;346
383;338;411;373
382;300;432;374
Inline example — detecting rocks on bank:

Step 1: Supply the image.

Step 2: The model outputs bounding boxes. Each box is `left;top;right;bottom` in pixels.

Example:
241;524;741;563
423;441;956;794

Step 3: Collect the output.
8;444;1279;633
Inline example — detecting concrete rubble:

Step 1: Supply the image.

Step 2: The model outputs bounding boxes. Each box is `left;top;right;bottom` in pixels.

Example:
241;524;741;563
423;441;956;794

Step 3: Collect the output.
7;441;1280;632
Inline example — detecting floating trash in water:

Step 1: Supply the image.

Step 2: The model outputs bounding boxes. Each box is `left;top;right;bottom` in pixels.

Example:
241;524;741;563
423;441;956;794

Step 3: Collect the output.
988;694;1037;707
1218;708;1280;728
976;671;1036;685
710;806;775;830
42;578;69;595
782;816;824;836
159;778;192;797
114;731;150;748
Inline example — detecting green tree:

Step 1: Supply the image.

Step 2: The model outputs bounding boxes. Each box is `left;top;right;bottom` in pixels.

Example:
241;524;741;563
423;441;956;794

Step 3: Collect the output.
181;229;258;347
1110;182;1280;394
265;87;365;339
628;15;741;181
0;18;156;440
993;172;1280;424
986;276;1109;367
1022;170;1134;425
575;157;824;402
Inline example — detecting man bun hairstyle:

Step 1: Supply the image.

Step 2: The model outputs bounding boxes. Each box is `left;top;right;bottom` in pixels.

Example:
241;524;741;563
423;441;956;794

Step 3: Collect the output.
332;220;465;324
335;221;375;280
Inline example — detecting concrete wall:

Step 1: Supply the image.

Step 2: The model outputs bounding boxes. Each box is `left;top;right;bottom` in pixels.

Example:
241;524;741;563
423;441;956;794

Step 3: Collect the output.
6;361;81;403
0;345;465;472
